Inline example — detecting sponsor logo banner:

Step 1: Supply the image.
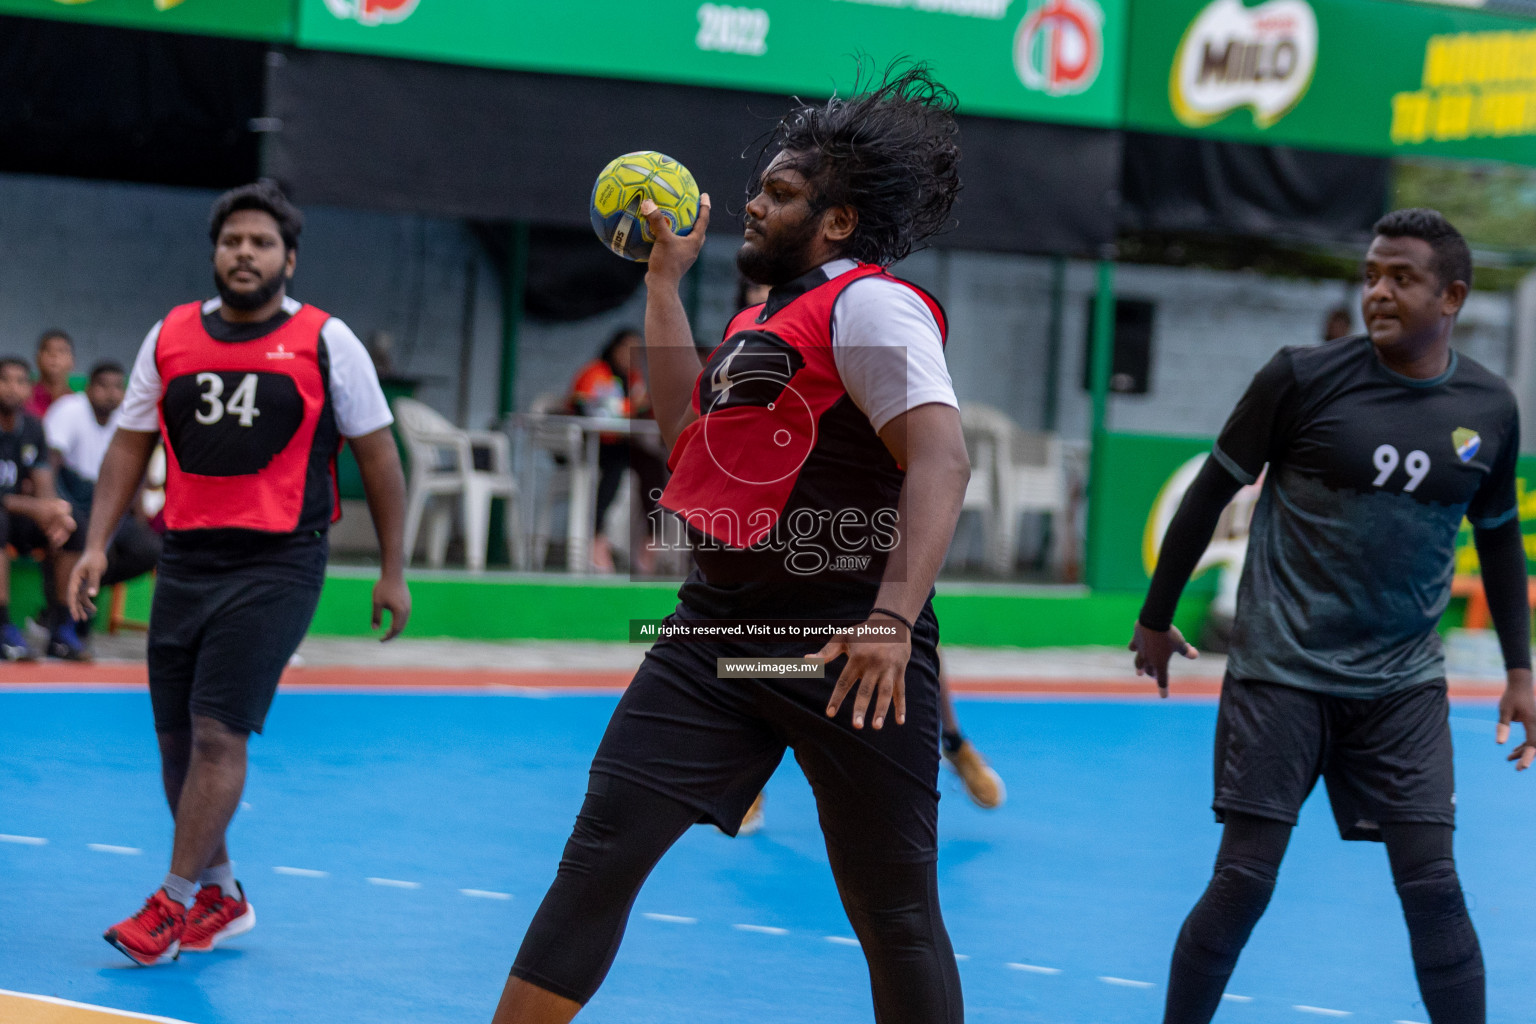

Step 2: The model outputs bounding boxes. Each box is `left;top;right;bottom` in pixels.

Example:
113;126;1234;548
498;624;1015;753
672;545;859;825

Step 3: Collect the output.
1015;0;1105;97
0;0;292;40
1127;0;1536;165
322;0;417;26
1170;0;1317;128
296;0;1126;127
1391;26;1536;147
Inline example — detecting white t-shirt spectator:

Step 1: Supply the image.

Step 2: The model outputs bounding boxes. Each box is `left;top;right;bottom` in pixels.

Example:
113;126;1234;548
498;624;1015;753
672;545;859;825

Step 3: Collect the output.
43;392;118;482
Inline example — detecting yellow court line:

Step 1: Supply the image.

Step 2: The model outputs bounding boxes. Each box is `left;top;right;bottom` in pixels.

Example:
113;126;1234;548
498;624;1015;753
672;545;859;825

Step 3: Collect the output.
0;990;198;1024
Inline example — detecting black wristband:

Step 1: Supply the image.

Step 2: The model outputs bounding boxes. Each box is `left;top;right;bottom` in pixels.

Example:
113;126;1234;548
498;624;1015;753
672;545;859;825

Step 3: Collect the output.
868;606;915;633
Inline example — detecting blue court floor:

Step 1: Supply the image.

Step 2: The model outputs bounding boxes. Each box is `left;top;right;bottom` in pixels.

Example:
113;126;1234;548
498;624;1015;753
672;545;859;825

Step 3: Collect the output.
1;689;1532;1024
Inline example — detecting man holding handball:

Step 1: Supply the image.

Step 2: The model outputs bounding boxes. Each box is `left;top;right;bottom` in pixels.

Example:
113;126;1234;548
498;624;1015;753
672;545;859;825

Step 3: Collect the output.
71;182;411;965
1131;209;1536;1024
493;64;970;1023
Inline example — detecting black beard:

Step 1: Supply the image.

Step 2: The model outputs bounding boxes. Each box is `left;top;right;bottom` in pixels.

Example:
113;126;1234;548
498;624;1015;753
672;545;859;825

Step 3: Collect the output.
214;267;285;312
735;212;823;287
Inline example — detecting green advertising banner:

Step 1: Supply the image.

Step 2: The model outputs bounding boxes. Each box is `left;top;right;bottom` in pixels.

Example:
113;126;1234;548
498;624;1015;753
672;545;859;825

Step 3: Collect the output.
1091;431;1536;598
295;0;1126;126
0;0;293;40
1125;0;1536;164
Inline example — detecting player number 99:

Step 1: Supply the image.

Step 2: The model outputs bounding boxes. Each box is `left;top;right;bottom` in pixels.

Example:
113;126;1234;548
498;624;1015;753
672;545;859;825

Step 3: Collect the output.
1373;443;1430;492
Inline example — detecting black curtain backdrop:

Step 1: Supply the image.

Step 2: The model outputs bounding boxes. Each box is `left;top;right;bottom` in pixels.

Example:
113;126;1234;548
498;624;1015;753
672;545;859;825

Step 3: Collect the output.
1119;131;1390;245
263;48;1122;260
471;222;647;322
0;16;264;187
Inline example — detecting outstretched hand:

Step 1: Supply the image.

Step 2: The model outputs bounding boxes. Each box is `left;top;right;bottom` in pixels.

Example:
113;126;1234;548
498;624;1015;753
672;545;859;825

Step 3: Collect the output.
1129;621;1199;698
1498;668;1536;771
639;194;711;286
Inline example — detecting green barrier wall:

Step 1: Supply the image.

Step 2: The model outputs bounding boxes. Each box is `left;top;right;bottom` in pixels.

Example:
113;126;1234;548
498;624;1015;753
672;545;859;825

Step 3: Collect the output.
1087;432;1216;593
308;570;1208;648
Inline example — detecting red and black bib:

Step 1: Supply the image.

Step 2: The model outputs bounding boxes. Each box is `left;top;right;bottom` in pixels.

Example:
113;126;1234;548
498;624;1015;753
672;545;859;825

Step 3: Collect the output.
661;264;945;586
156;301;340;533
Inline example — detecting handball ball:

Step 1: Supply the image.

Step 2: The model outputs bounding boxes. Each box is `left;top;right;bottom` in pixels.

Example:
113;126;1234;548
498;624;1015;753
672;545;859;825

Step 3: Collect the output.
590;151;700;262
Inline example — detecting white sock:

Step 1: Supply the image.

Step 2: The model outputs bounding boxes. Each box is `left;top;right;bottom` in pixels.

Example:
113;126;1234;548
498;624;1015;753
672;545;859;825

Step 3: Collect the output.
161;873;198;906
198;861;239;900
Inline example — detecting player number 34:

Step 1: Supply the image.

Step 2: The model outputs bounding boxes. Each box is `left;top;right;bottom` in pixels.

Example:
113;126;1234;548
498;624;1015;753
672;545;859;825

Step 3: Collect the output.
1373;443;1430;492
195;371;261;427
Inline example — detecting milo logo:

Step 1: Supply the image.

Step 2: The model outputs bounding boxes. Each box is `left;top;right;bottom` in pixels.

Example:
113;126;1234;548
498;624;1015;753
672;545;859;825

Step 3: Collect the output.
1170;0;1318;129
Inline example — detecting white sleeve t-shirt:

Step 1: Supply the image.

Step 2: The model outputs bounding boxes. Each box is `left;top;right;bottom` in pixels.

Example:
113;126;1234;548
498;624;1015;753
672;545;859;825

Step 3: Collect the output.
118;296;395;439
43;391;119;482
822;258;958;434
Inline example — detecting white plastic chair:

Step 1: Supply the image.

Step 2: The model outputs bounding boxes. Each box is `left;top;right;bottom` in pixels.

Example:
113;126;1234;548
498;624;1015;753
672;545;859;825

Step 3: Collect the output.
958;415;1000;570
393;397;521;572
520;393;584;571
958;404;1070;577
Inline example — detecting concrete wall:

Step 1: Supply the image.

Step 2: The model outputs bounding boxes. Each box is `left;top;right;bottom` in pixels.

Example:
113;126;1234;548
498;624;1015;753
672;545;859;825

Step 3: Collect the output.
0;173;506;430
0;172;1515;449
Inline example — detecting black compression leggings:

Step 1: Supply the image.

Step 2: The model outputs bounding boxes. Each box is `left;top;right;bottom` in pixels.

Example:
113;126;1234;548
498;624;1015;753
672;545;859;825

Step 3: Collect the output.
1164;813;1484;1024
511;774;964;1024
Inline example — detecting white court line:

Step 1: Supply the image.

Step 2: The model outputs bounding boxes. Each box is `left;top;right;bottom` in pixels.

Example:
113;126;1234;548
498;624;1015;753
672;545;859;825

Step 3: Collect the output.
0;988;198;1023
1393;1020;1429;1024
825;936;860;946
732;924;788;935
954;954;970;961
87;844;141;855
1007;963;1062;975
367;877;422;889
1099;976;1155;988
1223;994;1254;1002
460;889;512;900
0;834;46;845
1294;1007;1351;1017
641;913;696;924
273;866;329;878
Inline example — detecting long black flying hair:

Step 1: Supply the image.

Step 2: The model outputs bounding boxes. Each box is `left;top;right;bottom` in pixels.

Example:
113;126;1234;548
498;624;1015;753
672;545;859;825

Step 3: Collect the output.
752;59;963;267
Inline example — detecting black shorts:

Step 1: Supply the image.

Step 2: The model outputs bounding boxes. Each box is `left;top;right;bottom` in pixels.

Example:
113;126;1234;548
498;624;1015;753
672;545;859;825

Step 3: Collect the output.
0;510;50;555
147;567;322;734
590;602;944;863
0;508;82;554
1213;674;1456;841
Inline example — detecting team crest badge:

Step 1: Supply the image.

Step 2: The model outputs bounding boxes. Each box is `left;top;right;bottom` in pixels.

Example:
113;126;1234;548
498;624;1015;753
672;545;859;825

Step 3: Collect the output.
1453;428;1480;463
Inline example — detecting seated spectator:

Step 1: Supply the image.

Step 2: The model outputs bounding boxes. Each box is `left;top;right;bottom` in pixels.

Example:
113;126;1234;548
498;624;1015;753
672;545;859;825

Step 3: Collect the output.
0;356;76;660
45;361;161;660
25;329;75;419
1323;306;1353;342
566;328;668;573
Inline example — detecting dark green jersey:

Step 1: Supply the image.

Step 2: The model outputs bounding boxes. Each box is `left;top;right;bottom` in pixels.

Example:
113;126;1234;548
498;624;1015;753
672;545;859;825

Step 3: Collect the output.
1217;336;1520;697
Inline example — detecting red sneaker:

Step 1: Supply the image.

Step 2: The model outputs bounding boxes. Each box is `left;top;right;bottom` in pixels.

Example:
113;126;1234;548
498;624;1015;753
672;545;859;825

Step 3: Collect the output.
104;890;185;965
181;882;255;952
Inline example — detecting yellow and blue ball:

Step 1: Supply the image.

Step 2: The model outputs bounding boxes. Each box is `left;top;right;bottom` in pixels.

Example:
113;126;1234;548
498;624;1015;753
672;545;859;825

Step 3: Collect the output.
590;151;700;262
